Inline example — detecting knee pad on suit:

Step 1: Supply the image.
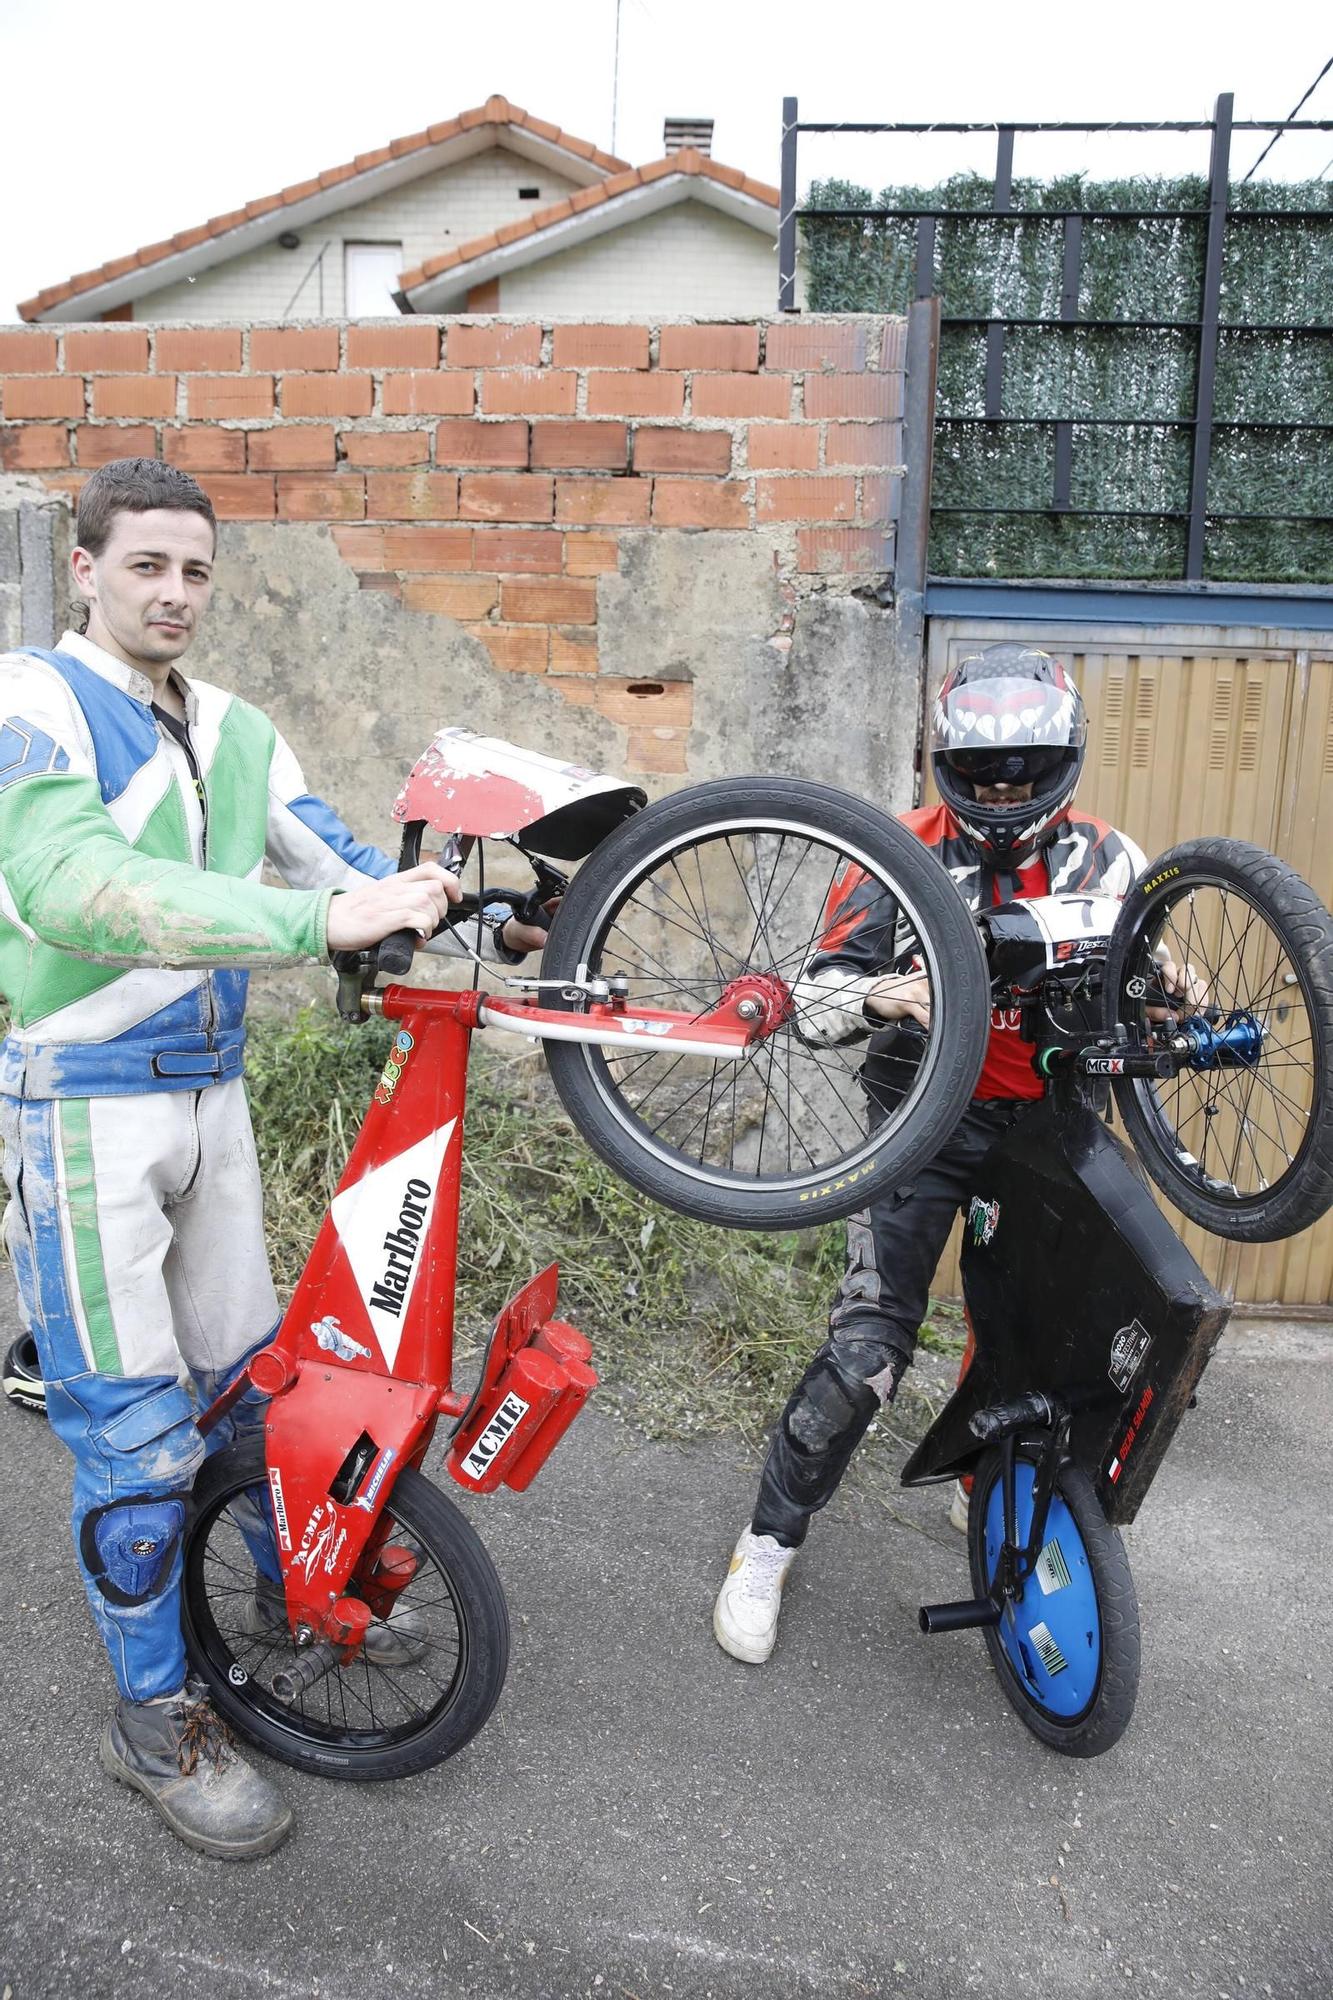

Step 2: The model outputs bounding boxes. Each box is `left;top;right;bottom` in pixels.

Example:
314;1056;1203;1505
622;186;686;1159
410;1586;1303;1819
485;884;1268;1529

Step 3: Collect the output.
80;1494;187;1606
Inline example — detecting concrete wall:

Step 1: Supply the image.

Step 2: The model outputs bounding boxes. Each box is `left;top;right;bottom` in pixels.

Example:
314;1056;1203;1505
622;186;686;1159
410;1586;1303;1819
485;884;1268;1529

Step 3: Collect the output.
130;149;584;322
498;203;778;317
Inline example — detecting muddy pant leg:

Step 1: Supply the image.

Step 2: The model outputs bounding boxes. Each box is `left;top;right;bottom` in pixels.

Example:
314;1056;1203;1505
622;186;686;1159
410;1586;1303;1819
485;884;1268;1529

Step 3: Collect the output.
752;1103;1024;1548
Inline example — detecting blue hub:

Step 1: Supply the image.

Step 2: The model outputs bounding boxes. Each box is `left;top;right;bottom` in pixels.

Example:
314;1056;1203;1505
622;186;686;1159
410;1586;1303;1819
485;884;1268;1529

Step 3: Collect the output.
1181;1010;1265;1071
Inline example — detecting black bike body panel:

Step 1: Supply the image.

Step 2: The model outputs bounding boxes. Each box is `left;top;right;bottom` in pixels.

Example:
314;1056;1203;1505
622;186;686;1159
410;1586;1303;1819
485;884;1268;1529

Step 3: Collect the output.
900;1090;1231;1525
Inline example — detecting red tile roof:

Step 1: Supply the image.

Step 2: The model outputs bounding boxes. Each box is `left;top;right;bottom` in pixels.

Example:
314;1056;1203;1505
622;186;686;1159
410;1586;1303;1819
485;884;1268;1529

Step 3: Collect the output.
18;96;629;322
398;149;780;296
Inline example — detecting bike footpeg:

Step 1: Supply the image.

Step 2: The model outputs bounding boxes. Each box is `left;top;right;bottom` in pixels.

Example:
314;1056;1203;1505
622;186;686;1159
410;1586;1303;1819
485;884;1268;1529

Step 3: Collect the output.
969;1392;1064;1445
918;1597;1003;1635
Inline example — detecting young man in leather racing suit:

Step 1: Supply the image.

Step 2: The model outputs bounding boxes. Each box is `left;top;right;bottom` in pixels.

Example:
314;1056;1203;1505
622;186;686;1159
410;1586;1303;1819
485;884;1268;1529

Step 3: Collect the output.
0;458;547;1855
714;643;1162;1666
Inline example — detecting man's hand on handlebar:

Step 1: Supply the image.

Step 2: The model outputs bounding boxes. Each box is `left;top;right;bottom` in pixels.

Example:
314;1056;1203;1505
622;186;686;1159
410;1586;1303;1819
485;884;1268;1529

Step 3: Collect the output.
864;971;932;1029
326;863;462;955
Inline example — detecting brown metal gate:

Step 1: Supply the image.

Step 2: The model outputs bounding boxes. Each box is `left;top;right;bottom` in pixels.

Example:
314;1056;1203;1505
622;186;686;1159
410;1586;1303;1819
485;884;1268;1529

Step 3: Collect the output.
923;619;1333;1309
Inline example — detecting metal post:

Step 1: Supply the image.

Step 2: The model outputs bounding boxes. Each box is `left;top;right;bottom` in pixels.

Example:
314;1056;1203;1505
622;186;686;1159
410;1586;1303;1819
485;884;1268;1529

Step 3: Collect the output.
1185;93;1233;579
897;295;942;609
914;215;937;299
779;95;799;313
1053;213;1083;510
984;127;1015;421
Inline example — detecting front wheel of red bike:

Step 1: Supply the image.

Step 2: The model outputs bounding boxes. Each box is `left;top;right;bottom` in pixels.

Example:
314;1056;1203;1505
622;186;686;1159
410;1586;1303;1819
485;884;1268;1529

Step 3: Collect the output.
182;1441;509;1781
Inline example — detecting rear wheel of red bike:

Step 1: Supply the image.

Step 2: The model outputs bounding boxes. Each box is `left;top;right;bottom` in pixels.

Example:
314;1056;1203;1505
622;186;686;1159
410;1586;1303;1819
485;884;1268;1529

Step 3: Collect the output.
541;778;990;1229
182;1440;509;1781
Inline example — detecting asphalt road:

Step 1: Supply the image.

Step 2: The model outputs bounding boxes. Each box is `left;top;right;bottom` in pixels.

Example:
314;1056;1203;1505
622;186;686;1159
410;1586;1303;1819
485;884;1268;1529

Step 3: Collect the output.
1;1309;1330;2000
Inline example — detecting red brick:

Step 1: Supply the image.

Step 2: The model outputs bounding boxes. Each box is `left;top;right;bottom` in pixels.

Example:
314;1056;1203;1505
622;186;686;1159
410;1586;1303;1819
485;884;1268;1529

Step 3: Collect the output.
500;576;597;624
188;375;275;420
346;324;441;369
860;474;902;524
691;374;789;419
36;471;88;504
382;372;474;416
339;430;431;467
163;427;246;472
591;680;693;728
565;531;620;576
804;373;903;421
651;481;749;529
878;323;907;372
468;623;549;674
331;526;386;566
281;374;373;418
357;573;401;597
555;478;651;526
471;527;563;573
251;327;340;371
658;324;760;372
403;575;499;619
76;424;155;465
277;475;365;521
0;332;57;373
633;428;731;475
198;474;276;520
549;627;599;674
481;370;576;417
587;372;685;419
551;324;649;369
248;425;336;470
155;329;242;372
459;474;553;523
1;425;69;470
3;376;83;419
824;421;903;466
434;419;528;468
625;727;689;775
65;328;150;371
366;472;459;520
530;421;627;471
756;476;856;523
765;322;868;372
746;423;820;471
92;376;176;419
380;525;474;569
797;525;894;574
446;323;541;368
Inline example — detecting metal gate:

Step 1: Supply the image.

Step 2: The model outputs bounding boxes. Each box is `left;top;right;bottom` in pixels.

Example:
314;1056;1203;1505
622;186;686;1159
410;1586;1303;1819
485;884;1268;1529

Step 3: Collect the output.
923;616;1333;1308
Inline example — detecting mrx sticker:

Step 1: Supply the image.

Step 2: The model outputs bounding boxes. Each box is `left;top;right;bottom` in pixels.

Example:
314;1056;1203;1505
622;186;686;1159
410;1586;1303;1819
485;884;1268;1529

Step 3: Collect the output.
968;1196;1000;1248
1109;1318;1152;1394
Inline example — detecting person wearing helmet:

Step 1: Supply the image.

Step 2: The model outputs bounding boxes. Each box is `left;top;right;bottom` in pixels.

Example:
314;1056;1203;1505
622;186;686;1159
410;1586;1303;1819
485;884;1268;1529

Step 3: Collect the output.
714;643;1171;1666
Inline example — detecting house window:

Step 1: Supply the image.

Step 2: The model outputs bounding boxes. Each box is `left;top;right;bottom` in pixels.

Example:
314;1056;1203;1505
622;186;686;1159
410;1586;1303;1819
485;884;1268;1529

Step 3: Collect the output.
344;242;404;316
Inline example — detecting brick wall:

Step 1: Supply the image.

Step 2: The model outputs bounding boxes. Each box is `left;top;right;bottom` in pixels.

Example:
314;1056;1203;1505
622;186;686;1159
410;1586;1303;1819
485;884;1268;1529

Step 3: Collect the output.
0;314;905;774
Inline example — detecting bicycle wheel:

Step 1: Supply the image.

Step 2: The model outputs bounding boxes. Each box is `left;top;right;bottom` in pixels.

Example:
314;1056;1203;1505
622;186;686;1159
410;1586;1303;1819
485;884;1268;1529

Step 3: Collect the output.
540;778;989;1229
182;1441;509;1782
969;1447;1140;1757
1102;838;1333;1240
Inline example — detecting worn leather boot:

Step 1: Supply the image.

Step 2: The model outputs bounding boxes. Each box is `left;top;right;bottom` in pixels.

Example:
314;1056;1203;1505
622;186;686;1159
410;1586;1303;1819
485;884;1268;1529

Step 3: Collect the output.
100;1685;291;1860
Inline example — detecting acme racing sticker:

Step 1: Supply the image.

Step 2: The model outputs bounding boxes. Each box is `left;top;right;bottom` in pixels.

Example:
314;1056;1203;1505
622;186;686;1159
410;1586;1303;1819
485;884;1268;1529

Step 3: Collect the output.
459;1392;530;1481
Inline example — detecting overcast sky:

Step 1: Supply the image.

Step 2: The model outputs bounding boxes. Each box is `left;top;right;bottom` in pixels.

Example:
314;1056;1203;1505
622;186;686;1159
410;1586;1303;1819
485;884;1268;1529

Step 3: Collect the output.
2;0;1330;321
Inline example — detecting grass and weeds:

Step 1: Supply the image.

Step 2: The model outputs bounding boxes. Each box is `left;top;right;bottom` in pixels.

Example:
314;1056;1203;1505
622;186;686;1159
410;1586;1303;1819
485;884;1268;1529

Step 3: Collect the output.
246;1008;966;1446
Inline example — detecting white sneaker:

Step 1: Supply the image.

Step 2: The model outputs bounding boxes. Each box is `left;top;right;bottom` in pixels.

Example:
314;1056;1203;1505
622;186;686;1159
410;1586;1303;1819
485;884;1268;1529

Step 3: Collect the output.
948;1479;970;1535
713;1526;797;1665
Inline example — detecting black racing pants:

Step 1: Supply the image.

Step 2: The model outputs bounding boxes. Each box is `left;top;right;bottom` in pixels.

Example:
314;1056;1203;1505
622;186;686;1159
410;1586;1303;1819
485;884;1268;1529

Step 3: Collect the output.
752;1097;1036;1547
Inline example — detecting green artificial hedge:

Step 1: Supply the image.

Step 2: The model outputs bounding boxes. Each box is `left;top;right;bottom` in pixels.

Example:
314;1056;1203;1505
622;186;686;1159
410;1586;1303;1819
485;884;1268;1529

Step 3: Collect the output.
804;174;1333;582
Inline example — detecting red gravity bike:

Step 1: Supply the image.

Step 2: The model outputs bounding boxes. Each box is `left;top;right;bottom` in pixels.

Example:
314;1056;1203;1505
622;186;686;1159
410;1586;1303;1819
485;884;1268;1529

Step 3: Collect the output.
183;732;991;1778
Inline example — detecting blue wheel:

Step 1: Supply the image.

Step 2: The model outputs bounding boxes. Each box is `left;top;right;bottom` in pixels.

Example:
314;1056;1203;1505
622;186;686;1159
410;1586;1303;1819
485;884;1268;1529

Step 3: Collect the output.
968;1448;1140;1756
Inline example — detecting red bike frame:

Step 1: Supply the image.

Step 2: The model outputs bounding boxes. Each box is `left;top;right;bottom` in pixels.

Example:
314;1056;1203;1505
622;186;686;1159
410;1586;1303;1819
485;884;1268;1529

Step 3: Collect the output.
195;973;774;1654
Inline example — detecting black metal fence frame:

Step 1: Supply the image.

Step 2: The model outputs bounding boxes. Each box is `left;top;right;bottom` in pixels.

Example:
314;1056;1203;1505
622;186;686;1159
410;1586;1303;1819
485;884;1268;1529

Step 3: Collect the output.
777;95;1333;580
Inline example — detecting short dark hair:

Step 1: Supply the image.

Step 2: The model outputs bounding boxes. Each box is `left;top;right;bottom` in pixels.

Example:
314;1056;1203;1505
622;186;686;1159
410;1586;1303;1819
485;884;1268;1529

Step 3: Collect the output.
76;457;217;556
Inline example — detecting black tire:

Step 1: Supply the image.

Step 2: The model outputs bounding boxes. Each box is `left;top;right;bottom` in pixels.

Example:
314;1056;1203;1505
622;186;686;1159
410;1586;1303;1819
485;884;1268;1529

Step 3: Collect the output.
540;777;989;1228
183;1441;509;1782
1103;838;1333;1240
969;1446;1140;1757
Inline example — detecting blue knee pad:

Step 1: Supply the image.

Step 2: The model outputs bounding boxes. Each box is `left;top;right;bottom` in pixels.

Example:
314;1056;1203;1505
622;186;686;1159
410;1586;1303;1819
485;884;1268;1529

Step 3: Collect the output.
81;1494;187;1607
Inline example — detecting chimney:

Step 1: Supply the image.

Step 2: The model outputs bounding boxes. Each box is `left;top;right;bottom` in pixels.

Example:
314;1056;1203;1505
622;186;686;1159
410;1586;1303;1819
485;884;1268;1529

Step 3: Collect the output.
664;116;713;158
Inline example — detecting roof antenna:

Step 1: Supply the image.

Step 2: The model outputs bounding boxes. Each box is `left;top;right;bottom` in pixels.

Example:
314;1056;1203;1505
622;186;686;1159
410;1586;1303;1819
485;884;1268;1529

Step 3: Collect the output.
611;0;622;156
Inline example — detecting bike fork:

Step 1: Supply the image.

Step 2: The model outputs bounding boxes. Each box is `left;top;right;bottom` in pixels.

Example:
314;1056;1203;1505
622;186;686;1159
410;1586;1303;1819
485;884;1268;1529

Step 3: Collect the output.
918;1395;1070;1637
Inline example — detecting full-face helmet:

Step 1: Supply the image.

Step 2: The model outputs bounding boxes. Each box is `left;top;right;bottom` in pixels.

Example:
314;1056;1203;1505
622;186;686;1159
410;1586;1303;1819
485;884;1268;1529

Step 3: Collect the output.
931;643;1087;864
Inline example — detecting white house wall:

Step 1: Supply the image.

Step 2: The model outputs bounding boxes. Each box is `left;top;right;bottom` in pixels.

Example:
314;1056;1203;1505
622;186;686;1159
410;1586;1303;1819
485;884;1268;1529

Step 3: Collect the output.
496;202;782;316
129;148;582;319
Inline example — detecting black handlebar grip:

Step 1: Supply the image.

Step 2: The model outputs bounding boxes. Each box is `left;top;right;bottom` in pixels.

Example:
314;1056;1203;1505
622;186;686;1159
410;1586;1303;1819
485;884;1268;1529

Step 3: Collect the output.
376;929;417;977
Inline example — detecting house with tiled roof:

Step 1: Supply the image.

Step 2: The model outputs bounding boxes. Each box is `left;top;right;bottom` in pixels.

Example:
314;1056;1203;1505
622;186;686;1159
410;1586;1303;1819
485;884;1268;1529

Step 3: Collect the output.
19;97;782;325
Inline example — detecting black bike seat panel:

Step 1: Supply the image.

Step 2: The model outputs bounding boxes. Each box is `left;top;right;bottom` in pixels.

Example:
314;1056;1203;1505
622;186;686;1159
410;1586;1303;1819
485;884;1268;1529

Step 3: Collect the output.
901;1092;1230;1526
